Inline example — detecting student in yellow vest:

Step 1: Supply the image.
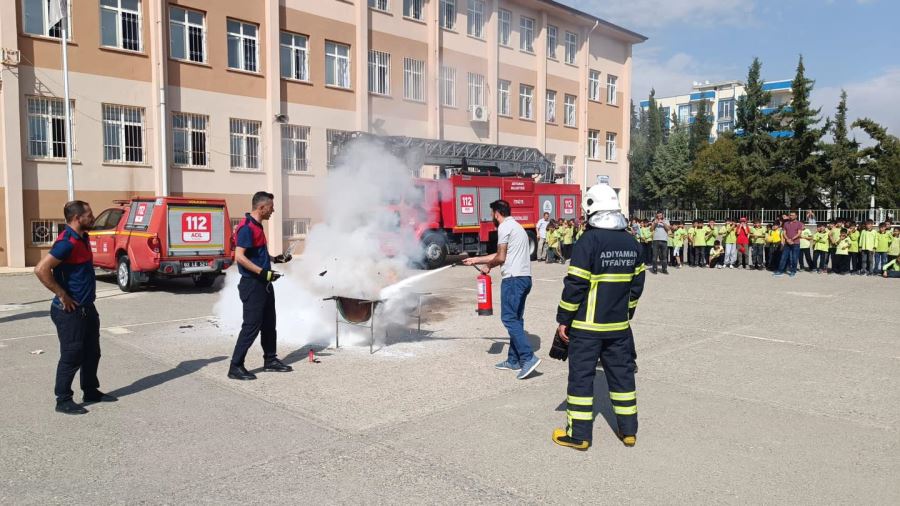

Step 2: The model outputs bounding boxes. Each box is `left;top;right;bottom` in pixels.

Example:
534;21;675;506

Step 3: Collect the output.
672;222;687;269
798;225;814;272
874;222;892;273
834;229;852;275
858;220;877;275
708;240;725;269
704;219;717;267
889;227;900;261
639;219;653;265
718;218;737;268
546;223;559;263
829;219;845;273
812;224;830;273
750;219;766;270
766;223;783;271
562;220;575;262
846;222;861;275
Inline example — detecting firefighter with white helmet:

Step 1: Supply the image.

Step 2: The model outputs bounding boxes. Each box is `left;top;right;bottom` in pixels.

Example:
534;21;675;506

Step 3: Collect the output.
552;183;646;451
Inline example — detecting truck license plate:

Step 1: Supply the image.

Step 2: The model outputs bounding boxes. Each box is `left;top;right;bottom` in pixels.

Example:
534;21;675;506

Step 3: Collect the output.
182;261;213;273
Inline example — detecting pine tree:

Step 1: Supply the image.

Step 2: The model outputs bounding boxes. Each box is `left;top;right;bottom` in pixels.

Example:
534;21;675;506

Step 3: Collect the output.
647;89;663;151
853;118;900;209
823;90;863;208
777;55;824;207
736;57;779;207
689;99;713;160
644;123;690;208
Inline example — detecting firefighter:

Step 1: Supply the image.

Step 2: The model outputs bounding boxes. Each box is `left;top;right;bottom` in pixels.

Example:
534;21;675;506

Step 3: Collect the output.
552;184;645;451
228;191;294;380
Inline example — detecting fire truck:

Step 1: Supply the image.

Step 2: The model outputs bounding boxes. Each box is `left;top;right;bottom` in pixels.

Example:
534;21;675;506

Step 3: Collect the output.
331;132;582;268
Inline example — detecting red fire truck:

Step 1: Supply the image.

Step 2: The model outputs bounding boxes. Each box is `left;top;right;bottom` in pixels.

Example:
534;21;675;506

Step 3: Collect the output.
331;132;582;269
88;196;234;291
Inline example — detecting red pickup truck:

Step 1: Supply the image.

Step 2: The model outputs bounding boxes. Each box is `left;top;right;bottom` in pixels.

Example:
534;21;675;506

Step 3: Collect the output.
88;196;234;291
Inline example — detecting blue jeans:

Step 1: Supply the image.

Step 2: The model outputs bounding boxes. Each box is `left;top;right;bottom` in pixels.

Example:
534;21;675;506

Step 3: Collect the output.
501;276;533;365
777;244;800;274
874;252;888;273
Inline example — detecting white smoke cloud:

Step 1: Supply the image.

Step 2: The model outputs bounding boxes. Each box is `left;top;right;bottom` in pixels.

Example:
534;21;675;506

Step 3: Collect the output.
214;140;438;348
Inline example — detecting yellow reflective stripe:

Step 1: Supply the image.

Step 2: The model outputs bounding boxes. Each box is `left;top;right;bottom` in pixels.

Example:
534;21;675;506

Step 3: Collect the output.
567;265;592;280
586;281;598;325
628;299;638;308
591;273;633;282
567;410;593;421
609;391;636;402
558;300;579;312
613;405;638;416
634;264;646;275
571;320;630;332
567;395;593;406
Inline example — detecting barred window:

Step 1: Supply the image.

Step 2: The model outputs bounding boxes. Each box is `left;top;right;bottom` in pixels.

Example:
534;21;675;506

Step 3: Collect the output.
467;73;485;109
467;0;484;38
170;6;206;63
403;0;423;20
497;80;510;116
281;124;310;173
440;66;456;107
326;41;351;88
172;112;208;167
607;75;618;105
545;90;556;123
22;0;71;39
588;129;600;159
100;0;141;51
498;9;511;46
564;31;577;64
102;104;145;163
368;49;391;95
519;84;533;120
26;96;72;159
280;32;309;81
282;218;311;239
403;58;425;102
440;0;455;29
589;70;601;101
227;19;258;72
519;16;534;53
230;119;261;170
31;220;66;246
564;94;576;127
547;25;557;59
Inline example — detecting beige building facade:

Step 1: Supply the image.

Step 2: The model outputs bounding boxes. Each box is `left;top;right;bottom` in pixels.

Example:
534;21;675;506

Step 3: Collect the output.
0;0;645;267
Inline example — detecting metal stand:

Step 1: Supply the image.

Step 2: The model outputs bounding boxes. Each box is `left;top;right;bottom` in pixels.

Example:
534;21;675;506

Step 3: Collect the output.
326;297;380;354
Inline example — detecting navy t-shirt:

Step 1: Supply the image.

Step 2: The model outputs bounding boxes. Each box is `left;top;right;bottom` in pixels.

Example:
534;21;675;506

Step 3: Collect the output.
48;226;96;306
235;213;271;277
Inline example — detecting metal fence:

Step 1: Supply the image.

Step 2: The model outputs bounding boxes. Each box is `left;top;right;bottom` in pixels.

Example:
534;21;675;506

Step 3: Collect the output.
632;208;899;225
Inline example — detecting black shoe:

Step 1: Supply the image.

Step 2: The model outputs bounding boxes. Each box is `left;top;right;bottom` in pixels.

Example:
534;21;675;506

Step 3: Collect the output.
83;390;118;403
662;270;669;275
56;399;88;415
263;358;293;372
227;365;257;380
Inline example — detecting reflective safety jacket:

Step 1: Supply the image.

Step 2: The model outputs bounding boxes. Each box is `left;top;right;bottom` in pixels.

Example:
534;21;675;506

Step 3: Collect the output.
557;227;646;337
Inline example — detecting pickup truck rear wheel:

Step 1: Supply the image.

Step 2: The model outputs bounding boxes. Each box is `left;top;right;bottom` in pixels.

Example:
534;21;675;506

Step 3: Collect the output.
117;256;139;292
421;233;448;270
192;272;217;288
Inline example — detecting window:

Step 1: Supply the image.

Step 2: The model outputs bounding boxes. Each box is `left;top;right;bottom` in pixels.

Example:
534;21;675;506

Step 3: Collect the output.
22;0;71;39
280;32;309;81
440;0;455;29
169;6;206;63
368;49;391;95
227;19;258;72
519;84;534;120
326;41;351;88
607;75;618;105
498;9;511;46
606;132;617;161
718;99;735;120
100;0;141;51
281;124;309;173
468;73;485;109
102;104;145;163
547;25;557;59
403;0;423;20
545;90;556;123
368;0;389;12
564;31;577;64
31;220;66;246
326;129;348;169
283;218;310;240
403;58;425;102
562;155;576;184
440;66;456;107
588;70;601;101
230;119;261;170
172;112;207;167
677;104;691;124
519;17;534;53
717;121;734;133
26;97;72;159
93;209;125;231
498;79;511;116
467;0;484;38
564;94;576;126
587;130;600;159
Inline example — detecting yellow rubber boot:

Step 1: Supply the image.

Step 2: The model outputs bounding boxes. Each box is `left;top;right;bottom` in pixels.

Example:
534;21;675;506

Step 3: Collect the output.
552;428;590;451
619;433;636;447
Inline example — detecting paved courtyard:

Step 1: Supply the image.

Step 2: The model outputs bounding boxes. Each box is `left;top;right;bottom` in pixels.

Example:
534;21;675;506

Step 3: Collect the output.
1;263;898;504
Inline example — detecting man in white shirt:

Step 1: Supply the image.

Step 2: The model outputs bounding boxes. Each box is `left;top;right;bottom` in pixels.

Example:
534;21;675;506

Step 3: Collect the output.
463;200;541;379
536;212;550;261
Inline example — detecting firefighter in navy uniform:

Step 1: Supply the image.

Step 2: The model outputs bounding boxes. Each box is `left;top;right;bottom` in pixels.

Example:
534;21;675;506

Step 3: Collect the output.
552;184;645;451
228;191;294;380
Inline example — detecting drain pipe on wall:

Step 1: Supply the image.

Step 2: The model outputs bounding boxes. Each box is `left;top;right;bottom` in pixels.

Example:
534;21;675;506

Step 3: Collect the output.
159;85;168;196
583;20;599;190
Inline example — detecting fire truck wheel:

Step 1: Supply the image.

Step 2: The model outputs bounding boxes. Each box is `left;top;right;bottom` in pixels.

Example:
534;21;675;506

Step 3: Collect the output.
116;255;139;292
192;273;217;288
527;230;538;261
421;233;448;270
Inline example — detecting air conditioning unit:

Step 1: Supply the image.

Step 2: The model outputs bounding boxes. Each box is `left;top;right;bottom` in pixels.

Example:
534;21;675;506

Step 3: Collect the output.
1;48;21;66
470;105;489;122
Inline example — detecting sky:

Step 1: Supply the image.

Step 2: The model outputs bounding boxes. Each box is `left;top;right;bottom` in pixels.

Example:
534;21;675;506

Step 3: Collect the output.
563;0;900;140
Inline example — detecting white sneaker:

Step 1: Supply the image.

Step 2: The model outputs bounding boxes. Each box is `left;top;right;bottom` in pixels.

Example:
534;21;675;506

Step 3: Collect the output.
716;265;723;269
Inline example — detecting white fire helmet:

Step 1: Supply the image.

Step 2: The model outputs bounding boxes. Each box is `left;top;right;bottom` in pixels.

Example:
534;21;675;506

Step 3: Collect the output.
582;183;622;216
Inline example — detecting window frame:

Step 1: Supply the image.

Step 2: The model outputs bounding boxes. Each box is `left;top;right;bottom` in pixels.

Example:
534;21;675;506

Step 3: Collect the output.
280;31;309;82
467;73;485;110
562;155;576;184
102;104;146;164
498;9;511;47
100;0;143;52
403;0;424;20
440;66;457;107
368;0;390;13
440;0;456;30
588;70;601;102
605;132;617;161
368;49;391;96
229;118;262;171
546;24;557;60
587;129;600;160
718;99;735;121
282;218;311;240
564;31;577;65
519;16;535;53
325;41;352;89
403;57;426;102
606;75;618;105
26;96;73;160
226;18;259;73
171;112;208;168
497;79;511;117
281;124;310;173
519;84;534;120
31;220;66;247
466;0;485;39
545;89;557;123
22;0;72;40
169;6;207;63
563;94;576;127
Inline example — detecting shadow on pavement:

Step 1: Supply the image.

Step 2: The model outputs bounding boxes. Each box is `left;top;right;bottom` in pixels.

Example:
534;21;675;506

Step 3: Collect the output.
96;273;225;295
0;310;49;324
107;356;228;398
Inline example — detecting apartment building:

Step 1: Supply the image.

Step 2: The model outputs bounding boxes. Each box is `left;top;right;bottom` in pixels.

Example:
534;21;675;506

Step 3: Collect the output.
0;0;645;267
640;79;793;140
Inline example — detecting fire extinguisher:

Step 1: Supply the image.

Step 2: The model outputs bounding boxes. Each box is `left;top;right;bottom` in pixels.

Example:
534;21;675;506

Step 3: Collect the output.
475;267;493;316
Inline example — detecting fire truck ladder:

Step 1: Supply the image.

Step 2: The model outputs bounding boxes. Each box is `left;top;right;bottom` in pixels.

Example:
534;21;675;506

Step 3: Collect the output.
330;131;557;182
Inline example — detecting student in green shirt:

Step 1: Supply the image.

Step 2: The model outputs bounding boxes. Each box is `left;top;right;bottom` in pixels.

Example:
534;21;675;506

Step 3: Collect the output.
846;222;861;275
639;219;653;264
718;218;737;268
798;226;814;272
834;229;851;274
882;257;900;278
889;227;900;259
874;222;891;273
750;219;766;270
858;220;877;275
812;224;830;273
672;222;687;268
829;220;843;273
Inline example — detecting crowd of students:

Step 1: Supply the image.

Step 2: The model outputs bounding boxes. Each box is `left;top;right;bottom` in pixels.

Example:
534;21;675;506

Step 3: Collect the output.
538;218;586;263
629;214;900;278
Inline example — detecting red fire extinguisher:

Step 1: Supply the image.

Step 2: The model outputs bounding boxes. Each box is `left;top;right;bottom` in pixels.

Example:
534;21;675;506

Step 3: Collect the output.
475;267;493;316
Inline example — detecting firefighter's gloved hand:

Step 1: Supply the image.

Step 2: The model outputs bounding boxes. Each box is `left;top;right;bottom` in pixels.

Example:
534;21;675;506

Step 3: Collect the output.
273;254;292;264
549;329;569;361
258;269;282;282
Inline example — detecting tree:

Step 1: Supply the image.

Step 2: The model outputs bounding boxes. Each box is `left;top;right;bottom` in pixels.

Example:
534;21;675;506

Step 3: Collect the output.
736;57;780;207
822;90;864;208
646;89;664;151
686;135;746;208
644;123;690;208
689;99;713;160
775;55;824;207
853;118;900;209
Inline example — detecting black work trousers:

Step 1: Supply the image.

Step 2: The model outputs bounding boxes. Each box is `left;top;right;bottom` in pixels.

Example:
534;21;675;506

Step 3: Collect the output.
231;277;278;367
51;303;101;402
565;329;637;443
651;240;668;273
